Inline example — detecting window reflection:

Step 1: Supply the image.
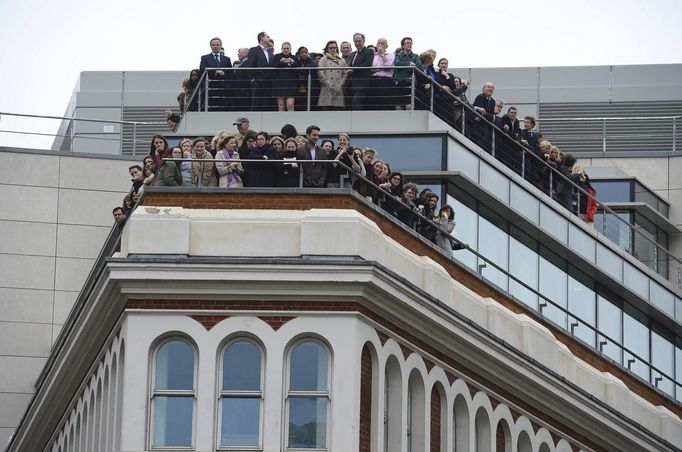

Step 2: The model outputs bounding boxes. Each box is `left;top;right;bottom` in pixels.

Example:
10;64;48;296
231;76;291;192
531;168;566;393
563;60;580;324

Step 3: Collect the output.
597;295;622;364
509;227;538;310
447;192;477;272
623;304;650;381
567;267;596;347
539;247;567;329
650;326;674;396
478;206;508;290
334;135;444;171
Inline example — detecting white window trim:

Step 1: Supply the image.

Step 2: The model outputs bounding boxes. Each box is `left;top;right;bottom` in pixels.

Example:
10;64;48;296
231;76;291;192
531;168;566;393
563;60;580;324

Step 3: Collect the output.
148;337;197;451
217;338;265;451
283;338;332;452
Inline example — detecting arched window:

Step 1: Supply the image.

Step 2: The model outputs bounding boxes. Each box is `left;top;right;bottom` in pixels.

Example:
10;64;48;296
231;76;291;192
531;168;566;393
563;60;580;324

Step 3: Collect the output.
150;338;195;448
286;340;331;450
219;339;263;448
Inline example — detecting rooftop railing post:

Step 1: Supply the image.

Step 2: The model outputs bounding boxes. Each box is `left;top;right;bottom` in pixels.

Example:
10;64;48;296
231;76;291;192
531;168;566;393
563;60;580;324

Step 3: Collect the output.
68;117;74;152
602;118;607;153
429;84;434;113
548;170;553;198
521;148;526;179
461;108;466;136
306;71;312;112
299;162;304;188
491;128;496;158
132;122;137;156
204;72;209;112
410;69;416;111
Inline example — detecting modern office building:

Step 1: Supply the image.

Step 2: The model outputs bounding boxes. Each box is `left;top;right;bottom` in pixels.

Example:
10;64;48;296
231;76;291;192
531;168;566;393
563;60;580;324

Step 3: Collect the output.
1;64;681;451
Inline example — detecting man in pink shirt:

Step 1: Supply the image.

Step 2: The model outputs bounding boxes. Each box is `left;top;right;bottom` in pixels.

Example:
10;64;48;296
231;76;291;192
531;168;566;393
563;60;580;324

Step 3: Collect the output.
370;37;395;109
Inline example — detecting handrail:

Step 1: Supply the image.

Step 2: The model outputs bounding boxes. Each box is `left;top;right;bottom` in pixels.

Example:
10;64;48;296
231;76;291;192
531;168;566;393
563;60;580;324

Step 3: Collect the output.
0;111;166;126
539;115;682;121
157;156;680;400
421;69;682;285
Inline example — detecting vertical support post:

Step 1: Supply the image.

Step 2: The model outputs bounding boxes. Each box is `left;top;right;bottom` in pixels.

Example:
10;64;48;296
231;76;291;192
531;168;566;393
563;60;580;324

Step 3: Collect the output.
132;122;137;156
68;117;74;152
602;118;607;153
602;208;607;235
306;71;312;112
521;149;526;179
429;84;434;113
410;69;416;111
461;108;466;135
549;170;553;198
204;72;209;112
491;128;495;157
299;162;304;188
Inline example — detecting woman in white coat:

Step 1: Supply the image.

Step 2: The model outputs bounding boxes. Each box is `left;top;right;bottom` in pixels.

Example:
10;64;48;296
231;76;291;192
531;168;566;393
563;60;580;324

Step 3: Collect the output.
317;40;349;110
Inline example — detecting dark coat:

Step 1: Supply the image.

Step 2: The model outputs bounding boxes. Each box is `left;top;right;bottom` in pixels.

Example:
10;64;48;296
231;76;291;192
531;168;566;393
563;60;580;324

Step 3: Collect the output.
297;144;328;187
245;145;278;187
199;53;233;78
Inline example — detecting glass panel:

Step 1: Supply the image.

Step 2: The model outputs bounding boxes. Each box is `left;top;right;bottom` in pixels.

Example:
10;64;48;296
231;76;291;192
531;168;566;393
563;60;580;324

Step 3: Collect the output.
153;396;193;447
342;135;444;171
633;212;657;272
650;326;674;396
623;303;650;381
539;247;567;329
567;267;596;347
589;180;631;203
594;211;632;254
597;295;622;363
290;342;329;391
223;341;261;391
220;398;260;447
633;181;660;212
508;227;538;310
447;191;477;271
288;397;328;449
155;341;194;390
477;206;508;290
650;281;675;315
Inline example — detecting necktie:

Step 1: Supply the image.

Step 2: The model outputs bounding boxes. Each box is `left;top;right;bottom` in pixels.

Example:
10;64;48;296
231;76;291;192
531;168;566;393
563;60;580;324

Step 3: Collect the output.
214;55;219;66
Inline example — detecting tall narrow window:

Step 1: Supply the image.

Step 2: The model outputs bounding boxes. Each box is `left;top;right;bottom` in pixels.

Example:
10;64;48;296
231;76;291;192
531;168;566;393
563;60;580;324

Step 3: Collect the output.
286;340;331;450
220;339;263;448
151;339;195;448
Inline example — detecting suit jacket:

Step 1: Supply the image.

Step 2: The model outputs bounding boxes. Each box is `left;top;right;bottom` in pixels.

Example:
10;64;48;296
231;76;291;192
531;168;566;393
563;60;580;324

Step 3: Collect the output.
244;45;274;80
297;144;328;187
350;47;374;86
472;94;495;121
501;114;520;137
199;53;233;79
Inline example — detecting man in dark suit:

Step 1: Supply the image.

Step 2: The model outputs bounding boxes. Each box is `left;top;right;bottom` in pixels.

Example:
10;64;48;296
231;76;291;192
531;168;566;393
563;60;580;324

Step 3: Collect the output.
501;106;521;138
349;33;374;110
470;82;496;152
199;37;232;110
518;115;543;184
297;125;327;187
243;31;275;111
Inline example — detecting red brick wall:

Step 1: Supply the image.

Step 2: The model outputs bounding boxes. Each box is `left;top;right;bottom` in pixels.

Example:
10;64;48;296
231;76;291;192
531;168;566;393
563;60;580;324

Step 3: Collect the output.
359;345;372;452
430;386;441;452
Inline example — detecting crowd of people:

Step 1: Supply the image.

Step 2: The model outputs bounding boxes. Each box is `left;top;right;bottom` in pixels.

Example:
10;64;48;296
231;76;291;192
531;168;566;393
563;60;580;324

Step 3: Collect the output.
113;117;464;256
118;32;599;256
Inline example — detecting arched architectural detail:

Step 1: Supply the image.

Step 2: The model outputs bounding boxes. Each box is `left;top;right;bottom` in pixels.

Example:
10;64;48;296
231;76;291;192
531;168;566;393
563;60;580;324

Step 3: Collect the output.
535;427;556;452
359;341;380;452
554;438;573;452
517;429;533;452
494;417;512;452
407;369;426;452
383;354;403;452
429;381;447;452
450;378;473;452
474;405;493;452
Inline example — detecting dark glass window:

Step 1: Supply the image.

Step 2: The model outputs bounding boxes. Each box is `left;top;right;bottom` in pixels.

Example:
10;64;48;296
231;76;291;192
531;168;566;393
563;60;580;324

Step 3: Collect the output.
590;180;631;203
338;135;444;171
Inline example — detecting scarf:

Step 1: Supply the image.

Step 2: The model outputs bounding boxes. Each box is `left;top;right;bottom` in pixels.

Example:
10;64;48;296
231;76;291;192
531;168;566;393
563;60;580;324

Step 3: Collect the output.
325;52;338;62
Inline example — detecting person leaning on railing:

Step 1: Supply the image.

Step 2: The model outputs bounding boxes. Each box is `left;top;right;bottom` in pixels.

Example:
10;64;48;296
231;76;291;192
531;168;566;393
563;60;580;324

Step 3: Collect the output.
272;42;299;112
394;37;420;110
369;37;395;110
326;133;362;188
275;138;300;188
245;132;278;187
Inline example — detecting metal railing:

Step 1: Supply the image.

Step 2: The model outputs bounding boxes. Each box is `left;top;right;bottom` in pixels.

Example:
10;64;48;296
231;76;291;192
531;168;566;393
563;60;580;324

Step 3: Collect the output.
150;156;681;402
0;111;166;155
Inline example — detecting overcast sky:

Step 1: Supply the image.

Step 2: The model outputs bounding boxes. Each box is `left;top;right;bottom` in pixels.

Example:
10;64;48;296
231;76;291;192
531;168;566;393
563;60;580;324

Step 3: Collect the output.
1;0;681;149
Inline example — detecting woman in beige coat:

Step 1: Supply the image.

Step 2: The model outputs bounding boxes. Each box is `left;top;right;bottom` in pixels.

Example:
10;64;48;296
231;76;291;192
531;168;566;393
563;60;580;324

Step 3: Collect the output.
317;40;349;110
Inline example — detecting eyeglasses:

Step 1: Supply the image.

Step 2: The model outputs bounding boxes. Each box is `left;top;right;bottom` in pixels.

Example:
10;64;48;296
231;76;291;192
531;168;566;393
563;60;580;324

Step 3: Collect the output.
328;47;337;50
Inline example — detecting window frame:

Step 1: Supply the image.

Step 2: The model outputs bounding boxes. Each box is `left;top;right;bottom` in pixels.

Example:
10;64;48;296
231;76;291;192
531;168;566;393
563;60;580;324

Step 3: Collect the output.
217;337;265;451
284;338;332;451
148;336;197;450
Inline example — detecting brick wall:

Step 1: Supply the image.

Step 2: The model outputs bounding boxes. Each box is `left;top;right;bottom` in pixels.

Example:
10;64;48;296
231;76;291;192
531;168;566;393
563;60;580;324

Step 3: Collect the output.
430;386;441;452
359;345;372;452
